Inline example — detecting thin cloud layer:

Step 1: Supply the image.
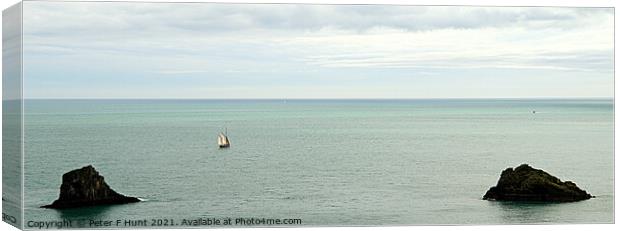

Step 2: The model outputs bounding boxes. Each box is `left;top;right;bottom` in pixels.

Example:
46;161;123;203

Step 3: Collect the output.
22;2;613;98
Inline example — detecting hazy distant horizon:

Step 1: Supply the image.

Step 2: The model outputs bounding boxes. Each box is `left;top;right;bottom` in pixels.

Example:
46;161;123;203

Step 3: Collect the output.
18;97;614;100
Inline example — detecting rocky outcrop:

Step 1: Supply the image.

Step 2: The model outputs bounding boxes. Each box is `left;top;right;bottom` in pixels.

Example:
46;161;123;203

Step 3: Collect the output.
42;165;140;209
483;164;592;202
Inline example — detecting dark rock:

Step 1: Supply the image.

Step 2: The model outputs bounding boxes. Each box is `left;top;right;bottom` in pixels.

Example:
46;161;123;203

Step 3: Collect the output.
483;164;592;202
42;165;140;209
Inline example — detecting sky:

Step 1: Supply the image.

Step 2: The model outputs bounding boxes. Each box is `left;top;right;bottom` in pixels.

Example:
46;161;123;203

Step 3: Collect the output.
21;1;614;99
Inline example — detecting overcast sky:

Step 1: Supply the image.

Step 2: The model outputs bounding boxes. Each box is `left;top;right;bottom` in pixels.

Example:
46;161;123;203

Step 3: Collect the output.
22;1;614;99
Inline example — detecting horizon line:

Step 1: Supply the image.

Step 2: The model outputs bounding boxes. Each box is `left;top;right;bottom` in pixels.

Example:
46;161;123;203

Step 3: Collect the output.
15;96;615;100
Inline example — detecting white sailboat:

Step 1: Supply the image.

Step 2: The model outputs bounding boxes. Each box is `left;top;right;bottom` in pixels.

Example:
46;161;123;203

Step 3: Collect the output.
218;129;230;148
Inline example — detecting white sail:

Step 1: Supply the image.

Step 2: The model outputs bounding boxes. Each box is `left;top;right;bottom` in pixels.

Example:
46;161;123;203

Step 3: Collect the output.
218;133;230;147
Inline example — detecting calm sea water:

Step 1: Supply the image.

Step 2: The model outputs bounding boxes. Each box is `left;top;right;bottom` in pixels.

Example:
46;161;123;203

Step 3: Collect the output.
20;99;613;227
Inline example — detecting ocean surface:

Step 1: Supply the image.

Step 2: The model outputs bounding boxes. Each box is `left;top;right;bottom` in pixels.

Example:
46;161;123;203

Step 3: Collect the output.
19;99;614;227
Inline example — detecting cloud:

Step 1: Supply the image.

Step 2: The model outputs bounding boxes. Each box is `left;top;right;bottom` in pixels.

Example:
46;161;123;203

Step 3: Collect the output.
20;1;614;98
285;25;613;72
23;3;612;34
23;2;613;70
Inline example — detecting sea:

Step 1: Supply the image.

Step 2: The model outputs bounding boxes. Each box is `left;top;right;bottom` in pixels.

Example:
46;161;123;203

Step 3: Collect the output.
15;99;614;227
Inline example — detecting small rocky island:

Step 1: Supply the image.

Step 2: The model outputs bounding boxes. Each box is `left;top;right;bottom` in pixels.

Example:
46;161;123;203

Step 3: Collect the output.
42;165;140;209
483;164;592;202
